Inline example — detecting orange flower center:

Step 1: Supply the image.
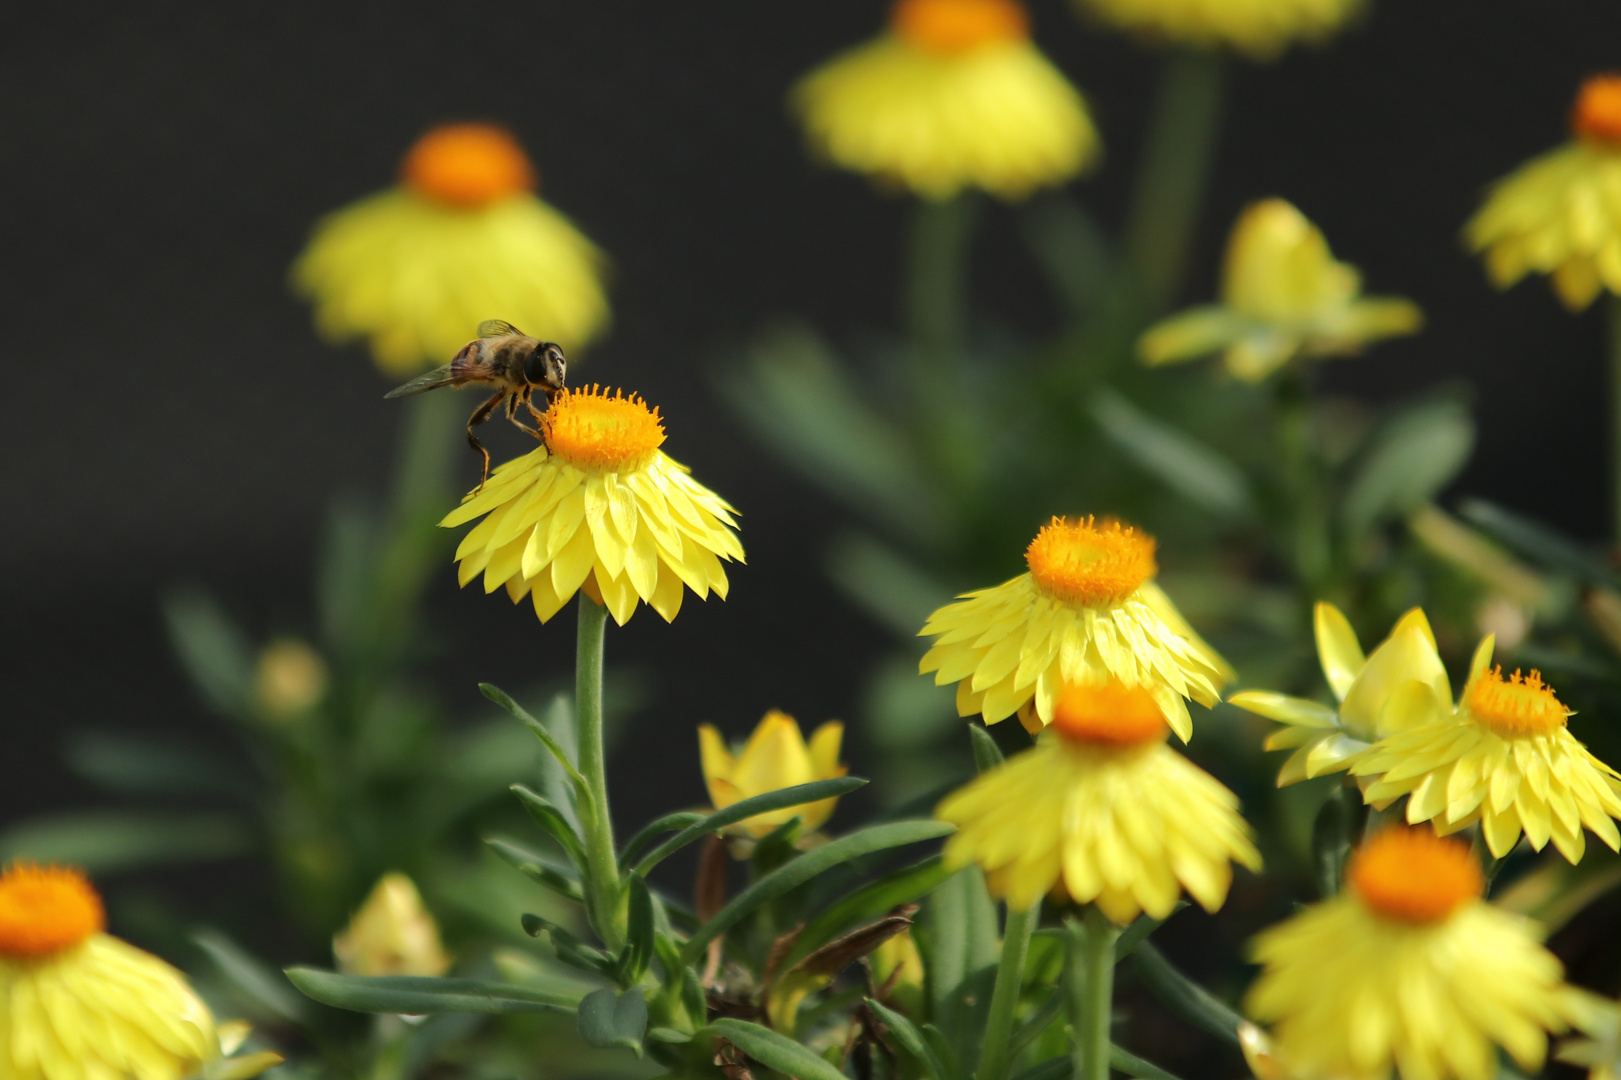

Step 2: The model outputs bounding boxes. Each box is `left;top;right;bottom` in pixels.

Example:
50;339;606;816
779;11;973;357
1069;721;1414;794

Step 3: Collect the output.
1464;667;1570;737
1348;829;1482;924
402;124;536;207
1025;517;1157;607
0;863;105;957
891;0;1029;54
543;386;666;472
1049;682;1169;746
1572;75;1621;146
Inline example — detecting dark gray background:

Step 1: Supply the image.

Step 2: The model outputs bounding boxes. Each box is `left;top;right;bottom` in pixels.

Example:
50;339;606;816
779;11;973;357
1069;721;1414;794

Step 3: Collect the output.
2;1;1614;837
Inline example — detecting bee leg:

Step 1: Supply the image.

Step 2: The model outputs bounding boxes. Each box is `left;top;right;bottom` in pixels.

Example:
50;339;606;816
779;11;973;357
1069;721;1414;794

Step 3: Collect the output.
503;392;543;440
466;391;505;492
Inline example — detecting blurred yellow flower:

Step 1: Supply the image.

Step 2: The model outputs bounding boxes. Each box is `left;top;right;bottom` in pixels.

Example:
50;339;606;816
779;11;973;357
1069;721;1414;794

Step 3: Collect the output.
1351;640;1621;862
442;386;743;626
919;516;1230;739
333;872;450;978
1141;199;1421;381
1467;76;1621;311
253;637;328;718
937;681;1260;921
698;711;848;838
293;123;609;376
1561;989;1621;1080
793;0;1100;201
871;927;925;1016
0;863;278;1080
1230;603;1449;785
1074;0;1361;60
1247;829;1567;1080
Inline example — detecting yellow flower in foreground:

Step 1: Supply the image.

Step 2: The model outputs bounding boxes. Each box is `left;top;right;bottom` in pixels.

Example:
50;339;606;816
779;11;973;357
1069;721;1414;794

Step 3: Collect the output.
699;711;848;837
0;863;278;1080
1141;199;1421;381
293;123;609;375
443;386;743;625
793;0;1100;200
920;516;1230;739
1074;0;1361;60
1230;603;1450;785
333;873;451;978
1247;829;1567;1080
1467;76;1621;311
1351;640;1621;861
937;681;1260;921
1560;989;1621;1080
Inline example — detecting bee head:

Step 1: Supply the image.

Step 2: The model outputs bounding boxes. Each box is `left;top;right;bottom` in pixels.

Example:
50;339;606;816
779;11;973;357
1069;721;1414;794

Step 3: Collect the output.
525;343;567;390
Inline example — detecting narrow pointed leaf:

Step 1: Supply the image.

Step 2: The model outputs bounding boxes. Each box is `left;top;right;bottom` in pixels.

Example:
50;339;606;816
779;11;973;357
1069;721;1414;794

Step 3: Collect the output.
782;854;950;971
577;987;647;1056
619;873;655;986
710;1018;849;1080
866;998;944;1080
480;684;594;813
635;777;868;875
510;785;587;870
620;812;706;869
968;725;1004;773
194;929;310;1025
485;838;584;903
1130;942;1243;1047
286;969;579;1015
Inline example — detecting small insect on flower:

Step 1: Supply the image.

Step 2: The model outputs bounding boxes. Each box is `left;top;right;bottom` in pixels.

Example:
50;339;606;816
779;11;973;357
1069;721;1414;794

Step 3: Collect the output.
385;318;567;490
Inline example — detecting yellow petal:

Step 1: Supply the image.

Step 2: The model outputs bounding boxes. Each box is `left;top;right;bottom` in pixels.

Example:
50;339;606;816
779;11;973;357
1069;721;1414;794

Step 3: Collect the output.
1314;602;1364;701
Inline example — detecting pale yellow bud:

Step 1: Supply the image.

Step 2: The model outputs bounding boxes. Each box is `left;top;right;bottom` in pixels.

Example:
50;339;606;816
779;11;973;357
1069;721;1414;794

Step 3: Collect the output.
697;712;848;839
333;873;450;978
253;639;328;718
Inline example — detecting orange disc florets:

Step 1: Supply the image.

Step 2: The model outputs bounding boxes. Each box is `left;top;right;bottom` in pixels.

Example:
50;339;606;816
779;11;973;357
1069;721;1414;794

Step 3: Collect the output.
1348;829;1482;924
891;0;1029;54
1048;681;1169;746
543;385;667;472
1025;517;1157;607
402;124;536;207
1463;667;1570;738
0;863;105;957
1572;75;1621;146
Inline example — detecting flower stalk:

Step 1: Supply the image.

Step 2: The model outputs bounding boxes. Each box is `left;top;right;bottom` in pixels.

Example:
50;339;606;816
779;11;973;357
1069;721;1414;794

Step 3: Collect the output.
978;901;1041;1080
1611;294;1621;543
1068;907;1121;1080
907;195;978;477
576;593;624;950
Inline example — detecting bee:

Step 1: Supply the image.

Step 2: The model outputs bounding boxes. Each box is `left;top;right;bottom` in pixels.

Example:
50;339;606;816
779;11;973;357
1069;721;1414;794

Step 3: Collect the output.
385;319;567;490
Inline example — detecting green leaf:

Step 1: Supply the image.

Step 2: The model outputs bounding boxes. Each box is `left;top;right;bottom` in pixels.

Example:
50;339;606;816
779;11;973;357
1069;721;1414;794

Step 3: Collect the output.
1129;942;1243;1047
1090;390;1253;520
577;987;648;1056
286;969;578;1016
0;811;251;872
162;589;253;717
1018;194;1111;321
635;777;868;875
485;838;584;903
620;812;706;869
710;1018;849;1080
648;1027;692;1045
193;929;310;1025
510;785;587;871
1113;909;1175;961
520;914;616;978
1459;499;1618;588
1340;398;1474;538
681;820;954;965
968;725;1004;773
923;867;999;1071
866;998;944;1080
1008;1046;1186;1080
782;854;953;971
66;733;248;799
480;684;593;814
619;873;655;986
826;532;953;640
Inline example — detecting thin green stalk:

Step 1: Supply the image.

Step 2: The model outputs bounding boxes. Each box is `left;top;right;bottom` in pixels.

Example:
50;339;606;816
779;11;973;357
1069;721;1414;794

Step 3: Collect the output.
1611;294;1621;542
575;593;623;949
1067;908;1121;1080
1122;50;1227;313
979;901;1041;1080
906;195;979;485
1276;367;1330;600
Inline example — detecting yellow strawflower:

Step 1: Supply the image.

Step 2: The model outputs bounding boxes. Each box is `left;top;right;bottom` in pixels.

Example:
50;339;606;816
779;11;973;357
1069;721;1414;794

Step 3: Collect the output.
333;873;451;978
0;862;279;1080
1467;76;1621;311
1561;990;1621;1080
1351;640;1621;862
698;711;848;838
443;386;743;625
293;123;609;376
1230;603;1450;785
253;637;328;719
793;0;1100;201
1247;829;1568;1080
936;681;1261;921
1073;0;1361;60
1140;199;1421;381
919;516;1229;739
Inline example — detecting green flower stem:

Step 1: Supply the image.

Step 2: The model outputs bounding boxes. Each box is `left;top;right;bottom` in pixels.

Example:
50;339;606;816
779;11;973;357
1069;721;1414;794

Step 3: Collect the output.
575;593;624;950
1067;908;1121;1080
1123;50;1227;313
1276;367;1331;599
906;194;978;481
1611;294;1621;542
979;900;1041;1080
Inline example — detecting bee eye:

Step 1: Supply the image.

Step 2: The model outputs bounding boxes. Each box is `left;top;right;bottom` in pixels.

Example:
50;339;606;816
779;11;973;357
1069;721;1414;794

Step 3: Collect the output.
524;346;555;385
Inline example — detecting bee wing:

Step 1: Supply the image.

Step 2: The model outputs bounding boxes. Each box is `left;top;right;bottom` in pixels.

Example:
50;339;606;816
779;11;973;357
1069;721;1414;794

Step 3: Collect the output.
477;319;523;339
384;363;459;399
